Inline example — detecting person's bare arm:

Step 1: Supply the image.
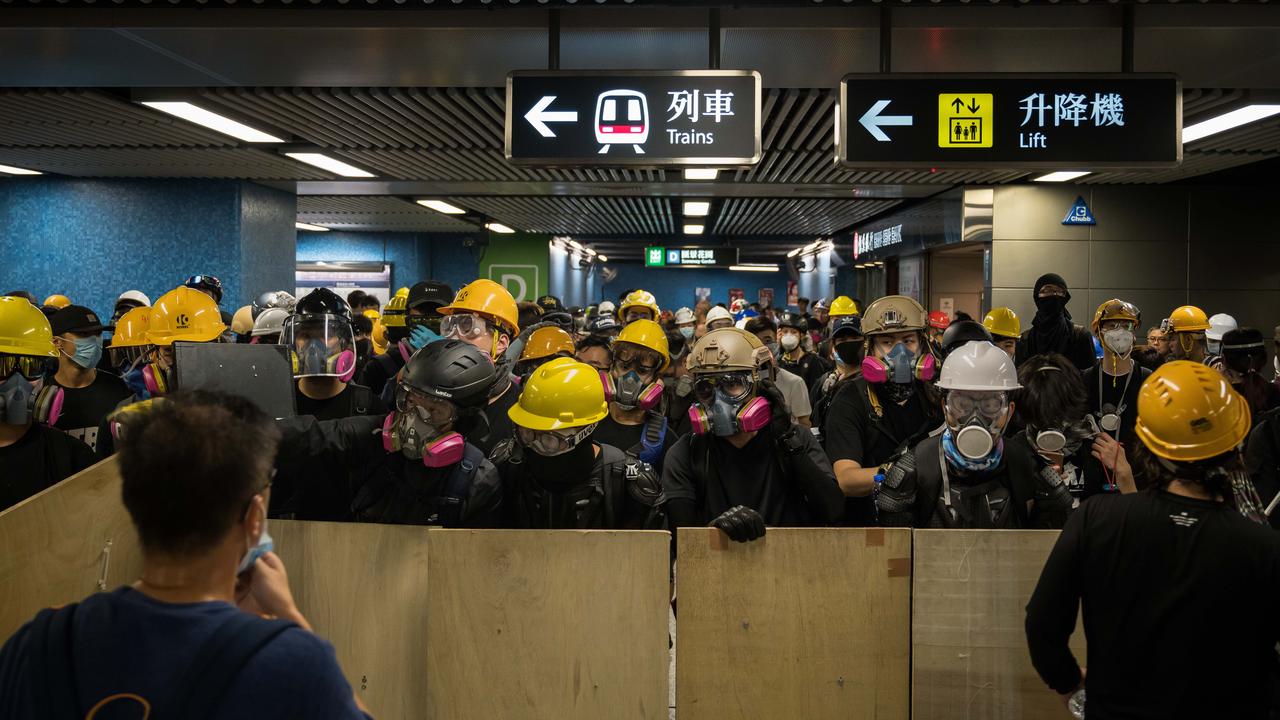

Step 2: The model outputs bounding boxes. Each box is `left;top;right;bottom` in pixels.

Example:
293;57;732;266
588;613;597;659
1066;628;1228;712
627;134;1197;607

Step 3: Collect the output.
833;458;879;497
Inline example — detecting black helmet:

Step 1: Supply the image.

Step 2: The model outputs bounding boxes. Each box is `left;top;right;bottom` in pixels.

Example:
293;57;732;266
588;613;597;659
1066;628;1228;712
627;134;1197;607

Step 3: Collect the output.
939;320;993;357
776;312;805;330
183;274;223;304
402;339;497;409
829;314;863;339
295;288;351;318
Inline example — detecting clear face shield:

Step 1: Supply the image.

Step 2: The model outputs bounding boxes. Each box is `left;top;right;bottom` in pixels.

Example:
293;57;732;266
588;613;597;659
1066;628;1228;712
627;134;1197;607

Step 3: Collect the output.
944;390;1012;460
282;314;357;379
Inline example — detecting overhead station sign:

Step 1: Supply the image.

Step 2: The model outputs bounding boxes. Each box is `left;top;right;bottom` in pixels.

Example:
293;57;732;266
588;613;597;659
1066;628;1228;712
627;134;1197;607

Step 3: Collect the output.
838;74;1181;168
506;70;762;166
645;246;739;268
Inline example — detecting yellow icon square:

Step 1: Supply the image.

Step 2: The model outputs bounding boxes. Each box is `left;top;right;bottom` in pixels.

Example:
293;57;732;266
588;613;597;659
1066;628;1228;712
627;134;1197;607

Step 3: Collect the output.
938;93;994;148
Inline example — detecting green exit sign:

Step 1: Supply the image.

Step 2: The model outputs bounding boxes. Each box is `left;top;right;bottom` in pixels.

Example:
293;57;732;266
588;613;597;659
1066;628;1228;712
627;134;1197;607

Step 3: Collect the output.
645;246;666;267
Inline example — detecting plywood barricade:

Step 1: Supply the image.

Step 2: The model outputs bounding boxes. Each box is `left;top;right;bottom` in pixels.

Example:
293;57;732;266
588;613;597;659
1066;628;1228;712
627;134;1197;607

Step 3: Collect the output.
675;527;913;720
0;456;142;640
912;529;1084;720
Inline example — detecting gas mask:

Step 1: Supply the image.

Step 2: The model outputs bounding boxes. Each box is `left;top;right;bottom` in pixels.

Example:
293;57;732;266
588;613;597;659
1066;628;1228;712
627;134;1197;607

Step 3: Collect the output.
1031;415;1100;456
0;372;64;426
943;390;1012;463
688;373;771;437
384;388;465;467
779;333;800;351
675;375;694;398
862;341;936;385
603;370;664;412
1101;327;1135;357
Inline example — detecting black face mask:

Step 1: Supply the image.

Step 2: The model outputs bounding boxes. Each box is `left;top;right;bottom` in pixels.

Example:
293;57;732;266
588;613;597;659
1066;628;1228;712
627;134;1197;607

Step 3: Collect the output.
387;326;411;343
355;338;372;359
1034;295;1068;317
521;438;596;489
882;380;915;404
834;340;863;366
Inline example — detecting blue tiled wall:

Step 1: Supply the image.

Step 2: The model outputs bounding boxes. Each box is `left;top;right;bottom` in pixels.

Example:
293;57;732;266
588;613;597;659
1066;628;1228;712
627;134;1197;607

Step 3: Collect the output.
0;177;296;318
296;231;482;296
604;264;793;311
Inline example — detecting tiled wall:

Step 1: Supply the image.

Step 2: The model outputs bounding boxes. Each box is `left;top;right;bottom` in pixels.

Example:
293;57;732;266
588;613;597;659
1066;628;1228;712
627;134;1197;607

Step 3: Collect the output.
606;264;792;312
296;231;481;296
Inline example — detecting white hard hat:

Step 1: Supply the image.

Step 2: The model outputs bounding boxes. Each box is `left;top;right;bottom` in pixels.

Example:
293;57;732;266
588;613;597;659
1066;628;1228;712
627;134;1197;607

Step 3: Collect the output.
674;307;696;325
597;300;616;316
116;290;151;307
251;307;290;336
706;306;733;324
1206;313;1238;341
937;341;1021;392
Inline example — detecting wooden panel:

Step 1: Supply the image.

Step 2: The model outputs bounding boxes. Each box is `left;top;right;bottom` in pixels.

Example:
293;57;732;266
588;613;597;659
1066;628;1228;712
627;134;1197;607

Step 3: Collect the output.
425;529;670;720
676;528;912;720
912;530;1085;720
271;520;431;720
0;457;142;640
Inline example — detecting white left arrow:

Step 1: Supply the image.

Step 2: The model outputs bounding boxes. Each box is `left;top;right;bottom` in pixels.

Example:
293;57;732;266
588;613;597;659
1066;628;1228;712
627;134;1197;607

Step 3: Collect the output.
525;96;579;138
859;99;913;142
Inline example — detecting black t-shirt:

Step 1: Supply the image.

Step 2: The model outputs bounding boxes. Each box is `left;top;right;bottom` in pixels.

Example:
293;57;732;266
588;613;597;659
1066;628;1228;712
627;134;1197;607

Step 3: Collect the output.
662;428;834;526
1026;491;1280;719
778;351;826;391
357;348;406;398
0;424;96;511
1083;363;1150;447
50;372;131;452
591;412;677;474
294;383;387;421
477;381;520;458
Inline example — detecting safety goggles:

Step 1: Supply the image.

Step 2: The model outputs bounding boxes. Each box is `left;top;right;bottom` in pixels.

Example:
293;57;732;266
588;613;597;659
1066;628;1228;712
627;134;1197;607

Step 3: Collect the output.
0;355;47;380
613;346;664;374
406;315;442;334
441;313;490;340
516;423;597;456
945;390;1009;421
624;310;653;323
692;372;754;405
395;385;458;425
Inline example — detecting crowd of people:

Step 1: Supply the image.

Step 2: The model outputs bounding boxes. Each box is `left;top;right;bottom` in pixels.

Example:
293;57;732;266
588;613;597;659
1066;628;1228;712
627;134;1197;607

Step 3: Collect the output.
3;268;1280;717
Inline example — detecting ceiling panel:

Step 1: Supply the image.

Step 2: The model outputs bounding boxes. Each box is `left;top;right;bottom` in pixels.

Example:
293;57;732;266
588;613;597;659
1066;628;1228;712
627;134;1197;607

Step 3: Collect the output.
711;198;899;236
0;147;330;179
450;195;676;235
0;89;234;147
297;195;480;232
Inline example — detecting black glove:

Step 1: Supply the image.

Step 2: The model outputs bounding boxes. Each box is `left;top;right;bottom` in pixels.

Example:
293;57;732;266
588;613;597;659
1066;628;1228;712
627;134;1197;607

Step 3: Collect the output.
710;505;767;543
756;378;801;451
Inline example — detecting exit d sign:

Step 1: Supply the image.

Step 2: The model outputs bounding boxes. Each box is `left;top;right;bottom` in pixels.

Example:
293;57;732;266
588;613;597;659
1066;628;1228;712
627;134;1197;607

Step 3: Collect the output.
645;246;666;267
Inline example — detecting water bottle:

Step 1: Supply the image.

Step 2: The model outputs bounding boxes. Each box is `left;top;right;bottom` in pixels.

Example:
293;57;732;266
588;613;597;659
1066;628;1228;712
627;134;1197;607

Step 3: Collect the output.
1068;688;1086;719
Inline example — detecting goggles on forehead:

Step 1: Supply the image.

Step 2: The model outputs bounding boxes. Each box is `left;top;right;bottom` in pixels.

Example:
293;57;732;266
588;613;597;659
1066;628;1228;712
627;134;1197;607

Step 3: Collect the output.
613;346;664;374
692;372;754;405
441;313;490;340
516;423;596;455
0;355;47;380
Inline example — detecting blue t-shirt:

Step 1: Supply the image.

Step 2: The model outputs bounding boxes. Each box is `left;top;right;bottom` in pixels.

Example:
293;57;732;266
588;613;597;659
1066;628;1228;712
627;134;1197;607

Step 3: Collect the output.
0;587;371;720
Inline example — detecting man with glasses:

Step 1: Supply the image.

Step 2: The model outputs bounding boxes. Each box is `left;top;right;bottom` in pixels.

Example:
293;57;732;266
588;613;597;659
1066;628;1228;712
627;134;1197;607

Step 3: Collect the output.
661;328;843;544
0;390;372;719
1137;325;1170;371
0;297;96;511
438;279;523;456
272;339;501;526
495;357;665;529
591;320;677;472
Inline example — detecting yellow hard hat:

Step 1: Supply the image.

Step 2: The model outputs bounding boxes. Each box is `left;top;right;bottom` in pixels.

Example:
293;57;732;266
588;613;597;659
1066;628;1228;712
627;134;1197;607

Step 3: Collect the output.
983;307;1021;340
382;294;408;328
231;305;255;335
619;290;660;321
1168;305;1210;333
828;296;859;318
614;319;670;371
147;286;227;346
42;294;71;309
861;295;927;335
1134;360;1251;462
439;279;519;336
0;296;57;358
508;357;609;431
111;306;151;348
1091;299;1141;337
521;326;575;362
395;287;410;298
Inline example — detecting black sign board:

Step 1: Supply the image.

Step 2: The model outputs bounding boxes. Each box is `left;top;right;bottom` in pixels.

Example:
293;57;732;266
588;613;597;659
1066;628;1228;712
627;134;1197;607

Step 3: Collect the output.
644;245;740;268
173;342;297;419
506;70;762;166
838;74;1181;169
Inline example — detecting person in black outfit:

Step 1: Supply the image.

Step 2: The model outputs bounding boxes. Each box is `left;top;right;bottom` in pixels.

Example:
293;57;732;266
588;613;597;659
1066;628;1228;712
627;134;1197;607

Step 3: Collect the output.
1220;327;1280;419
46;305;130;452
1082;299;1151;451
775;311;826;391
494;357;665;530
662;328;844;543
0;297;96;511
359;281;452;398
591;319;675;472
1016;273;1097;372
283;289;387;422
823;295;943;526
1026;360;1280;719
808;314;864;441
272;339;501;526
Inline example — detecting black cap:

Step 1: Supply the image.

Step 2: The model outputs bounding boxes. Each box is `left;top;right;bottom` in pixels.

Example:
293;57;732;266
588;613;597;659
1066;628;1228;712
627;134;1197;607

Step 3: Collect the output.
50;305;113;335
535;294;565;314
829;314;863;339
408;281;454;311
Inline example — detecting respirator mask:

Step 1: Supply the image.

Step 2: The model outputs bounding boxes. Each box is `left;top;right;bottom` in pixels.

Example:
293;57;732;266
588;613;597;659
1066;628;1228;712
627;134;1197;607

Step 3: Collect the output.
603;346;665;411
943;390;1012;462
0;357;63;426
1101;326;1135;357
862;341;936;385
383;385;465;468
1031;414;1100;456
688;372;771;437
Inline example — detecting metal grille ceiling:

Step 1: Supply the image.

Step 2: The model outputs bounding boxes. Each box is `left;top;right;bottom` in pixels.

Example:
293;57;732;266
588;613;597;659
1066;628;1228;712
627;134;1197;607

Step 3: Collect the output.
711;198;898;236
449;196;677;235
296;195;479;232
1;0;1266;6
0;147;331;179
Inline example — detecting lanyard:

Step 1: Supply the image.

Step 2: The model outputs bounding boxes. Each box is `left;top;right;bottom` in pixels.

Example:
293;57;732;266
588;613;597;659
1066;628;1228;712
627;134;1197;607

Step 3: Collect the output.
1097;363;1134;434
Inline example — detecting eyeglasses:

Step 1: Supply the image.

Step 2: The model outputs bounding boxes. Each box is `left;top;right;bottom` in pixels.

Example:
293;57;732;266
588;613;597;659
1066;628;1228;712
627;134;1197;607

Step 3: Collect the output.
441;313;489;340
396;385;458;425
0;355;47;380
613;346;663;374
692;372;754;405
945;390;1009;419
516;423;596;455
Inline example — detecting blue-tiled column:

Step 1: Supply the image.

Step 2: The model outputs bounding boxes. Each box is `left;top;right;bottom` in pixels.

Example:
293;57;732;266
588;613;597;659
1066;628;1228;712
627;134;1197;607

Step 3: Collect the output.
0;177;296;318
